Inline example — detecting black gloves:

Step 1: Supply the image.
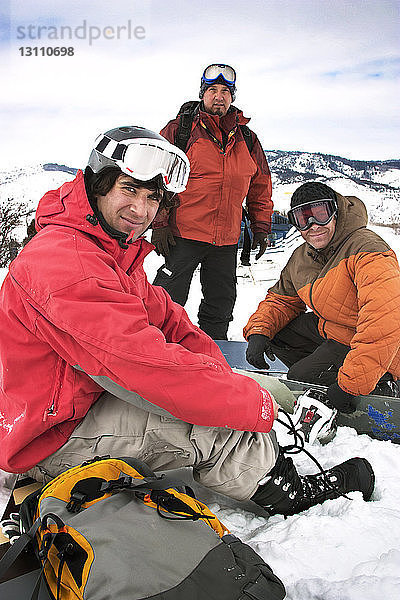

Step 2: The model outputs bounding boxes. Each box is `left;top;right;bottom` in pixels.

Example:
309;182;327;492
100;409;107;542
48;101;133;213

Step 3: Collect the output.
246;334;276;369
251;232;269;260
327;382;357;413
151;226;176;257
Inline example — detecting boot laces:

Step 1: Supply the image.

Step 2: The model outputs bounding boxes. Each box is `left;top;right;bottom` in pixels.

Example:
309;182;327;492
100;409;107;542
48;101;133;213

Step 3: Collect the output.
302;470;339;500
276;410;350;502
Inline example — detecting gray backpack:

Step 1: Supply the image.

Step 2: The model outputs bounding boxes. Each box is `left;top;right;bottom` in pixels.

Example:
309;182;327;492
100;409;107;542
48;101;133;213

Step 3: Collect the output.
0;456;286;599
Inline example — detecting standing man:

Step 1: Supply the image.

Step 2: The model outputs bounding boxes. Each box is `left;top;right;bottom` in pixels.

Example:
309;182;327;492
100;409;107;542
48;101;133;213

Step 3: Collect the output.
152;64;273;340
244;182;400;414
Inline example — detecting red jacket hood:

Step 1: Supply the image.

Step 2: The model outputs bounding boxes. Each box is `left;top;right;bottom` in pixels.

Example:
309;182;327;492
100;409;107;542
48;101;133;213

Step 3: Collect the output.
35;170;153;272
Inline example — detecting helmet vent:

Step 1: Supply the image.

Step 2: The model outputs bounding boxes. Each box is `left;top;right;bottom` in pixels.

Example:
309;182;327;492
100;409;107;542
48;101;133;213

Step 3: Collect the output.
111;143;126;161
95;137;110;153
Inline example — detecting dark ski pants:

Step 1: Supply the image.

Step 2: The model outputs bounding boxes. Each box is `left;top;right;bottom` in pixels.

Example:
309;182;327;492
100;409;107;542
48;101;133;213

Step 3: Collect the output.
153;237;237;340
271;312;394;390
270;312;351;386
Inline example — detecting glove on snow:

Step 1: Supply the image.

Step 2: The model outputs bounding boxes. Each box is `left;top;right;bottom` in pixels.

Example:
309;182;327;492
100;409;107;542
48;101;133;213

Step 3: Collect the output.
251;232;269;260
151;226;176;257
327;382;357;413
246;334;276;369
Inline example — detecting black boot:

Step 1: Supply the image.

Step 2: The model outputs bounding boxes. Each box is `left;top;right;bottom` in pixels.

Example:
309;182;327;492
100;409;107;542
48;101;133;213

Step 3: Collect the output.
252;452;375;517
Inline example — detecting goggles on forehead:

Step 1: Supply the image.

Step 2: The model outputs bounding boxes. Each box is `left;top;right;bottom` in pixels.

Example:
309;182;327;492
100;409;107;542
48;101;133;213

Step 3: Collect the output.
93;135;190;194
202;64;236;86
287;199;337;231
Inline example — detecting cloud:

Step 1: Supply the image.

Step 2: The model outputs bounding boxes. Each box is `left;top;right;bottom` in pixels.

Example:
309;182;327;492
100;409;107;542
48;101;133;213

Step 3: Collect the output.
322;57;400;81
1;0;399;165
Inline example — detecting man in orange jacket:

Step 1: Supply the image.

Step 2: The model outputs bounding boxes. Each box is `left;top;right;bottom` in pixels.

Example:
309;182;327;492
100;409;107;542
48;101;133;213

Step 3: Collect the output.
245;182;400;413
152;64;273;340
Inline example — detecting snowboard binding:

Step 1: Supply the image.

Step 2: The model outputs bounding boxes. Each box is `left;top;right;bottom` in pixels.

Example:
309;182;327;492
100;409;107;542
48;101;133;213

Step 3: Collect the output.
291;389;338;445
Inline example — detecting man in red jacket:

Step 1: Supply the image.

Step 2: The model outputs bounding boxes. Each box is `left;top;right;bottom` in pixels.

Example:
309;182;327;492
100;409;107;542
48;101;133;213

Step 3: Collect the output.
0;127;374;517
152;64;273;340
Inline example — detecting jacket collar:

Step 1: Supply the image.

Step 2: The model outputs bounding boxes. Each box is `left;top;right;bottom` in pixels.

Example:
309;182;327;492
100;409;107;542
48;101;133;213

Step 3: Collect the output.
198;103;250;130
35;170;154;272
196;104;251;151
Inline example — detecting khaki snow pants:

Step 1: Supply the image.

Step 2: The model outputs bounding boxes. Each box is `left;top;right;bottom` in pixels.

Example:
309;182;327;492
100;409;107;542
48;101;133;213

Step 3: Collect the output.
28;372;294;501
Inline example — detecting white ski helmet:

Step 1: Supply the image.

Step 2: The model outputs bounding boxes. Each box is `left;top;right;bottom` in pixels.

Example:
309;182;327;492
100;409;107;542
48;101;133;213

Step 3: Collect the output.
87;126;190;194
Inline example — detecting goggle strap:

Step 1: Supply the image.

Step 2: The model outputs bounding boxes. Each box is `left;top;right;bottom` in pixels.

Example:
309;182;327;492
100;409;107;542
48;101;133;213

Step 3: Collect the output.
290;199;336;212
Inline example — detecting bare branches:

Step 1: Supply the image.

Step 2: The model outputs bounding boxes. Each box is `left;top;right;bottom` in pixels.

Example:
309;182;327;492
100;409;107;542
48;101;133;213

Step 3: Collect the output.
0;198;29;267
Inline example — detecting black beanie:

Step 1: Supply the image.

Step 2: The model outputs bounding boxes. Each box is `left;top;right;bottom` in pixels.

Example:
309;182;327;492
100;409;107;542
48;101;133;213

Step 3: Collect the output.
291;182;336;209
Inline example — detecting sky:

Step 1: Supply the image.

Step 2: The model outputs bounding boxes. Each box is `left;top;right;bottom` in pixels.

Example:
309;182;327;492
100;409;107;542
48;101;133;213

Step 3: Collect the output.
0;0;399;168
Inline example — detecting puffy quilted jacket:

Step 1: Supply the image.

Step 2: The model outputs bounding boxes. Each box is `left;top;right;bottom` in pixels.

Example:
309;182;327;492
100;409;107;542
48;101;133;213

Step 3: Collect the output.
244;194;400;396
0;172;275;473
157;105;273;245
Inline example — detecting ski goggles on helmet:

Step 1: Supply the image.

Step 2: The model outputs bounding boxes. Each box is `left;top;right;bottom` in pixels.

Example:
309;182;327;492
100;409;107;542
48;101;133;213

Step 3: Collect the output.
92;135;190;193
202;64;236;86
287;199;338;231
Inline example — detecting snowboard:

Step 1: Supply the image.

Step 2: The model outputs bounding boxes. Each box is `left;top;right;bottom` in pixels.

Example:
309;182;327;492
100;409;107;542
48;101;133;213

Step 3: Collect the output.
216;340;400;444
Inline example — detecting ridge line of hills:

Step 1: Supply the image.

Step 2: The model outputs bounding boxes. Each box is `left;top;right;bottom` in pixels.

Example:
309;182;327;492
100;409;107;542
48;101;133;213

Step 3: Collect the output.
1;148;399;226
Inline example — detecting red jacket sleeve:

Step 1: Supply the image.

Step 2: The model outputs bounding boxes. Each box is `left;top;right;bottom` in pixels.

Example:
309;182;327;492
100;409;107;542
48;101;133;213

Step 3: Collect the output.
160;119;179;144
33;273;275;434
246;133;273;235
145;278;231;365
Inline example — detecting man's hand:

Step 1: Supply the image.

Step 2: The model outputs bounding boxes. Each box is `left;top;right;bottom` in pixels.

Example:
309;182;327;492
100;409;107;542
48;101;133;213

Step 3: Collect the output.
327;382;357;413
151;226;176;257
252;232;268;260
246;334;276;369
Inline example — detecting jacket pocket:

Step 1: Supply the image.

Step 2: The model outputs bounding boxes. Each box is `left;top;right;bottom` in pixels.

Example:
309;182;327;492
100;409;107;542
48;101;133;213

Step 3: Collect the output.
43;357;68;421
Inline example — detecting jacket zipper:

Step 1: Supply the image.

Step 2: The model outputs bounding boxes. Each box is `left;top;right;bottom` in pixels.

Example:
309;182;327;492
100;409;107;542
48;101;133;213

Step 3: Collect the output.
43;359;66;421
308;278;327;338
213;152;225;245
200;119;236;244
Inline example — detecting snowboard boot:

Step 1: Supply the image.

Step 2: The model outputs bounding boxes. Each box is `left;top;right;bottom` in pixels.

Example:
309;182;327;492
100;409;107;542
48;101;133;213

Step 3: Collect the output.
251;451;375;517
292;389;338;445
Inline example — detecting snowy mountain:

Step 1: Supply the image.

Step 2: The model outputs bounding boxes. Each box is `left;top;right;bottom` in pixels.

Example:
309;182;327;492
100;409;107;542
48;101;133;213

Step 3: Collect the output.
265;150;400;225
1;150;400;241
266;150;400;188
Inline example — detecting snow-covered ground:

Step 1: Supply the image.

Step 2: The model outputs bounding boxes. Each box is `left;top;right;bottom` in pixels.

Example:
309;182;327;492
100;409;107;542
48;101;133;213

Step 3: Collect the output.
145;230;400;600
1;217;400;599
